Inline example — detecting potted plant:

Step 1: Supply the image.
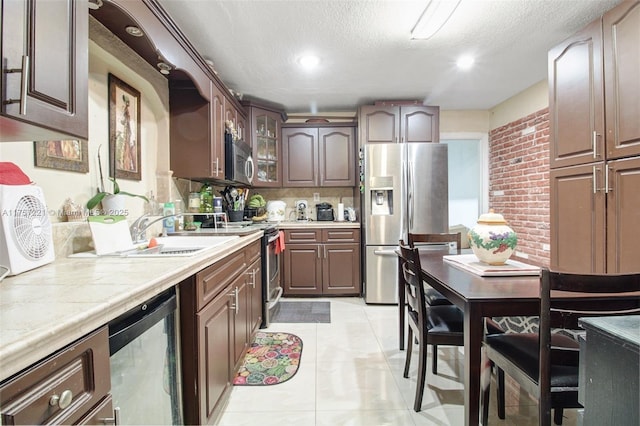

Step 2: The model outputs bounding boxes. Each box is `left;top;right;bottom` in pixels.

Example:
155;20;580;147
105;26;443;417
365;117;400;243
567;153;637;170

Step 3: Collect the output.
86;146;148;214
86;176;148;214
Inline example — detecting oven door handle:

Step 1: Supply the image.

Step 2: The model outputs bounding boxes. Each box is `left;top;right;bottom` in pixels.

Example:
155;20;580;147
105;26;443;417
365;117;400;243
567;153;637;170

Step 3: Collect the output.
267;232;280;244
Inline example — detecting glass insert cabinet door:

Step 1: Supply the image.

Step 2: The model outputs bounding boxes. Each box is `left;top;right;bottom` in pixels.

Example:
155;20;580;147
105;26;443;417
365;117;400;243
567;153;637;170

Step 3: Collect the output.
255;113;280;185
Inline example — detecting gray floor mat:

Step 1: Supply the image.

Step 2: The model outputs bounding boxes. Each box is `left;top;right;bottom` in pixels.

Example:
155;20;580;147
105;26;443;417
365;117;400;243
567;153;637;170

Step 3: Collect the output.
270;301;331;323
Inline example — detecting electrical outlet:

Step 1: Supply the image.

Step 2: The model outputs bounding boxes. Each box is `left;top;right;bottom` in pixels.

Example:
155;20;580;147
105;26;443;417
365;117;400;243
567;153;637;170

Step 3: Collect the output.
313;193;320;202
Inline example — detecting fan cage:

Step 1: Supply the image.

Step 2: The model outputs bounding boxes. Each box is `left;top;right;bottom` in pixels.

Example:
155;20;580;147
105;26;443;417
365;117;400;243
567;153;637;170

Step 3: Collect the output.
12;195;52;260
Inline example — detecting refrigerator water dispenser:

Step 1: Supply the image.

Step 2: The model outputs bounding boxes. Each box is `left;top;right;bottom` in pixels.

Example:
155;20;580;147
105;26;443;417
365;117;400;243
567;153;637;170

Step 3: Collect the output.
371;188;393;215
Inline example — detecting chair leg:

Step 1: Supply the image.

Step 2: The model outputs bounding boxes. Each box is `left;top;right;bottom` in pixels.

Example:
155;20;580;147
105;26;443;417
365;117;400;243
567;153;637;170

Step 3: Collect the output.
481;375;491;425
553;408;564;425
497;368;505;420
431;344;438;375
403;328;414;378
414;335;428;412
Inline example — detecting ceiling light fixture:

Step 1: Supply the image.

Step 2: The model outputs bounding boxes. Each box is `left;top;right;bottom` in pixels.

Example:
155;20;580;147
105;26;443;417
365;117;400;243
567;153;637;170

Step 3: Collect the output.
298;55;320;70
456;55;474;70
125;25;145;37
411;0;462;40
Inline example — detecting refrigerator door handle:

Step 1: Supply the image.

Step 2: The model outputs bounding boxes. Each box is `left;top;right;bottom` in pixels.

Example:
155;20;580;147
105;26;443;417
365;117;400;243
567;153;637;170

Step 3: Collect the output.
407;160;414;230
373;249;399;256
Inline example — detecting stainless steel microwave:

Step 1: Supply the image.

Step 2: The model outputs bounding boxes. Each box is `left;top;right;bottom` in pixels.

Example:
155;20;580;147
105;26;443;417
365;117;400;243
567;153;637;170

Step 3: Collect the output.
225;133;254;186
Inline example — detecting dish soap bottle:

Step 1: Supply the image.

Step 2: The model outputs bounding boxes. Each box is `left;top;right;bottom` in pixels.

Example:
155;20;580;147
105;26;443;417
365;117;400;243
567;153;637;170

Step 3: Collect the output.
200;183;213;213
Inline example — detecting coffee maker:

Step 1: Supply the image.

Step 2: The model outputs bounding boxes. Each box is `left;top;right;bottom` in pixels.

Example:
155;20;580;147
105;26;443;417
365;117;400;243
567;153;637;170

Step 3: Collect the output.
295;200;308;221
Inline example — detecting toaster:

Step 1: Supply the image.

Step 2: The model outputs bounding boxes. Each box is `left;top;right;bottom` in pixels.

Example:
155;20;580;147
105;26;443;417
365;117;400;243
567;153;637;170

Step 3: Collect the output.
316;203;334;221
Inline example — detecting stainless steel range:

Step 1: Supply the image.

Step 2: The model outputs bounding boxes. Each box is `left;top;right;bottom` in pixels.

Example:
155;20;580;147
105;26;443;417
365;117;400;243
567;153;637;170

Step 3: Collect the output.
261;224;282;327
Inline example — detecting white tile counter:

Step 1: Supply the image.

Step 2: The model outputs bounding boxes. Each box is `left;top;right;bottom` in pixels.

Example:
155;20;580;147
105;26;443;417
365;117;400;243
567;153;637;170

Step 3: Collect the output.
0;231;263;381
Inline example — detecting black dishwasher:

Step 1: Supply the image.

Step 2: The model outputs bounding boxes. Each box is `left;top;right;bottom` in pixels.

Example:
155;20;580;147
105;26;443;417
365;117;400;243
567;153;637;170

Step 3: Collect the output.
108;287;183;425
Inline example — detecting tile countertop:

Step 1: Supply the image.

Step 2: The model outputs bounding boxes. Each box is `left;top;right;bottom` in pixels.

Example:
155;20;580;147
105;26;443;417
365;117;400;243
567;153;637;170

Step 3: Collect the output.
0;231;263;382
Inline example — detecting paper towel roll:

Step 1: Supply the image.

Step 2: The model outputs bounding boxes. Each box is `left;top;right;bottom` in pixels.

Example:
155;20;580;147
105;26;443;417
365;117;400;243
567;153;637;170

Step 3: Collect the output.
337;203;345;221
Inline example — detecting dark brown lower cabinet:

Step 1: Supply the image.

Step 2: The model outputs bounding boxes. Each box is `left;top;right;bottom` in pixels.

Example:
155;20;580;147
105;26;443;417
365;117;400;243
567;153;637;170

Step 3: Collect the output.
0;327;113;425
180;240;263;425
550;156;640;273
283;229;361;296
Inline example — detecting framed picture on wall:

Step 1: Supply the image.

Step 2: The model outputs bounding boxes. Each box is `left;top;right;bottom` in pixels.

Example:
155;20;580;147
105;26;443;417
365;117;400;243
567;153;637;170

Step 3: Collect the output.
34;140;89;173
108;73;141;181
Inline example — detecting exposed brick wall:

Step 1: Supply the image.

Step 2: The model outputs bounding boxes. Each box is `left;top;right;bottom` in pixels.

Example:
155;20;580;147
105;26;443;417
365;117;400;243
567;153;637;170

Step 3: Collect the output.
488;108;550;267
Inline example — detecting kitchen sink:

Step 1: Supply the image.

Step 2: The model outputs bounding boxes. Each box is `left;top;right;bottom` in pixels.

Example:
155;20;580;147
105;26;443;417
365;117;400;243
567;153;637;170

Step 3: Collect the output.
124;235;240;257
70;235;240;258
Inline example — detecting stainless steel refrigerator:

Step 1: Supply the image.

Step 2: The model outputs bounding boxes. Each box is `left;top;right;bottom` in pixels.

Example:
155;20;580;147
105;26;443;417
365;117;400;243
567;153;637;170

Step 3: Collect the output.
363;143;449;304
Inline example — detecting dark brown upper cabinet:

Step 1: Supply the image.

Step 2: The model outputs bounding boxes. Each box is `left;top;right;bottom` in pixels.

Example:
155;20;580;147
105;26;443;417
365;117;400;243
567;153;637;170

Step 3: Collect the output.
1;0;88;142
603;1;640;160
358;104;439;145
282;123;356;187
243;100;286;187
549;0;640;169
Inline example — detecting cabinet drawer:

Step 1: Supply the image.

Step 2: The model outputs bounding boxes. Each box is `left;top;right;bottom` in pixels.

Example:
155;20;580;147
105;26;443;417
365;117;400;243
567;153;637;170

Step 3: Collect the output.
196;249;246;311
76;395;114;425
245;240;261;264
284;229;321;243
0;327;110;425
322;229;360;243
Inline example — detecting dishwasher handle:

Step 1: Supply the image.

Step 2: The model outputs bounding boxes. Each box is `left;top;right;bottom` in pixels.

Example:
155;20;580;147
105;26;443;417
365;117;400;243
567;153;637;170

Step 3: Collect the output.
108;288;177;355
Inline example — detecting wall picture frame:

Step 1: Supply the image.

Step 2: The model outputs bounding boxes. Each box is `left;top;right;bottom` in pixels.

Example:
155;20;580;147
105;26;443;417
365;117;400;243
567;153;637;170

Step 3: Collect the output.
34;140;89;173
108;73;141;181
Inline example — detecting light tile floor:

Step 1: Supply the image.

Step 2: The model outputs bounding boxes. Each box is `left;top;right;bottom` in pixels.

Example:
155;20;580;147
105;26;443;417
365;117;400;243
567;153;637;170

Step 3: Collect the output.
218;297;578;425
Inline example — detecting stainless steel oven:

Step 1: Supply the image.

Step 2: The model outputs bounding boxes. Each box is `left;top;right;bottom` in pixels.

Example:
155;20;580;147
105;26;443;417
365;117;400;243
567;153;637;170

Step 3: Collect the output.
262;225;282;327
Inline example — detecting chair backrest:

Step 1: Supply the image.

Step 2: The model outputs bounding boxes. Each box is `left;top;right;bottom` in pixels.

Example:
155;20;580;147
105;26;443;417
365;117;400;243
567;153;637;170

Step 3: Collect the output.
408;233;462;254
399;242;428;324
538;268;640;417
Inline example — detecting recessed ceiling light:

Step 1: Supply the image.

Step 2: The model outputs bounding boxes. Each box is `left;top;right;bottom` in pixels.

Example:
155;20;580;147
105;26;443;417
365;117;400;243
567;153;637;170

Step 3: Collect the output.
298;55;320;70
88;0;103;10
125;25;144;37
456;55;474;70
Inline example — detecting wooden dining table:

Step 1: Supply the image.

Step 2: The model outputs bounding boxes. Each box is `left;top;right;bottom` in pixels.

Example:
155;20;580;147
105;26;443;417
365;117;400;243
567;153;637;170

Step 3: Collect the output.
397;248;541;426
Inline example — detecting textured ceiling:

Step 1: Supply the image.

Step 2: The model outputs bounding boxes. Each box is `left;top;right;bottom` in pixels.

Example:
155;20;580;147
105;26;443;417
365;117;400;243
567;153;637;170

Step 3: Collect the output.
155;0;621;113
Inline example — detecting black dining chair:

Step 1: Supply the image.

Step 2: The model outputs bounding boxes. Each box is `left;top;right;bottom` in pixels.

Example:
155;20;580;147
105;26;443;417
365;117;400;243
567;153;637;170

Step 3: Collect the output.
399;242;505;413
407;232;461;307
481;268;640;425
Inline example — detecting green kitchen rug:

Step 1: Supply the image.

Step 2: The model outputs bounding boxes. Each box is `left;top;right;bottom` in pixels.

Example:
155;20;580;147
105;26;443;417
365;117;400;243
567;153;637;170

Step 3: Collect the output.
233;332;303;385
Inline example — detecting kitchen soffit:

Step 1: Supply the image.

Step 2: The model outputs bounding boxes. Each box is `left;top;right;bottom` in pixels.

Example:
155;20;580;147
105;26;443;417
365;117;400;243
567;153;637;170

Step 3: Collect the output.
100;0;622;113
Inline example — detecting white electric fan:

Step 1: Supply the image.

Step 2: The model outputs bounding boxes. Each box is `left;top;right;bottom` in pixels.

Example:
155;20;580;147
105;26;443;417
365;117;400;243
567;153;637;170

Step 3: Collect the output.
0;184;54;276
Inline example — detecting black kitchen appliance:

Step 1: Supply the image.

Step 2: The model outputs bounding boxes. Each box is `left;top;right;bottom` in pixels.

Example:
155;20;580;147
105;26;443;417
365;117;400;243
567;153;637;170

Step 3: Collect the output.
316;202;334;221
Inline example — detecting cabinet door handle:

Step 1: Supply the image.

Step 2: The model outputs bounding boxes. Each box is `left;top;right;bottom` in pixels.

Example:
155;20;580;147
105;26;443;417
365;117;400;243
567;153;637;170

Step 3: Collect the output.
605;165;612;194
234;287;239;315
99;407;121;425
247;269;256;288
592;131;600;159
3;55;29;115
49;389;73;409
229;288;238;313
592;166;604;194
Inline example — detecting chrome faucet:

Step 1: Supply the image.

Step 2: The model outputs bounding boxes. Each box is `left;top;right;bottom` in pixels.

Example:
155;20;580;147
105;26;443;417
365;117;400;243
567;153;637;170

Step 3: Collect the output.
130;213;178;244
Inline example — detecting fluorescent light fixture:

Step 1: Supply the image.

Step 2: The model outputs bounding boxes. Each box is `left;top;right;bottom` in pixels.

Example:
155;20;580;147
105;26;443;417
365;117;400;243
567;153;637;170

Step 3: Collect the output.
411;0;462;40
456;55;474;70
298;55;320;70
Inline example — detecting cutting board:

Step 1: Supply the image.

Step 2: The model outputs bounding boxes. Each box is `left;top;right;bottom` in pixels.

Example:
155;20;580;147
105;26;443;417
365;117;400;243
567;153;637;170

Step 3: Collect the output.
87;215;135;255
